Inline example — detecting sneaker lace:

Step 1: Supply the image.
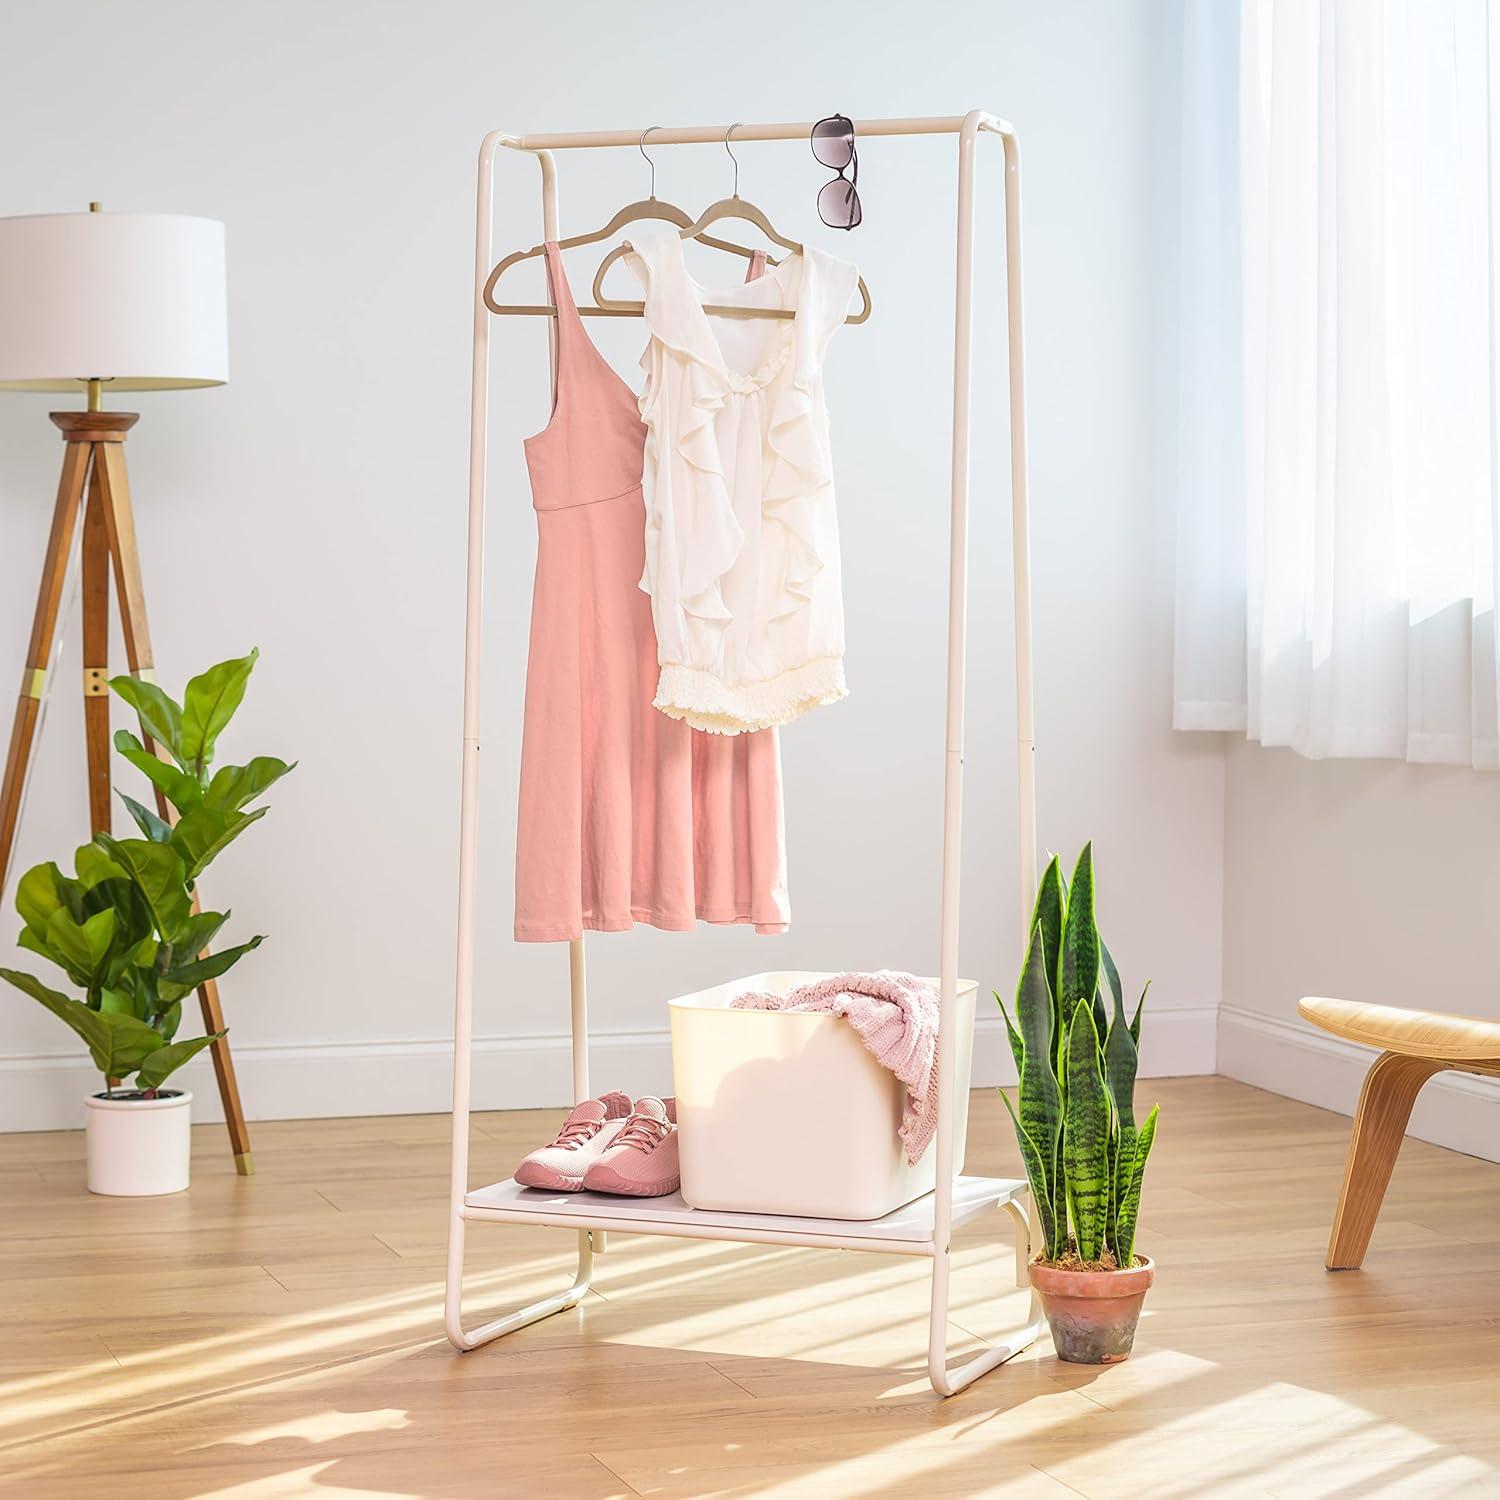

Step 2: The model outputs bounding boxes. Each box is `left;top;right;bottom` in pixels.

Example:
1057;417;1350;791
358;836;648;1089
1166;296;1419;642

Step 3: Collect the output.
551;1117;602;1151
616;1113;671;1152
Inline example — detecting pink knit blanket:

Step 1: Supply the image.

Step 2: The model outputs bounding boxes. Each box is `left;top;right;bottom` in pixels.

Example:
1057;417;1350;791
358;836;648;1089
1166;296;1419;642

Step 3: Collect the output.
730;971;942;1164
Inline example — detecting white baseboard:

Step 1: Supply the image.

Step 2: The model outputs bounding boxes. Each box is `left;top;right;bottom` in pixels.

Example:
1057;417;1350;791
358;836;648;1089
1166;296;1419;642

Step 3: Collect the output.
0;1005;1220;1133
0;1028;671;1133
1217;1002;1500;1164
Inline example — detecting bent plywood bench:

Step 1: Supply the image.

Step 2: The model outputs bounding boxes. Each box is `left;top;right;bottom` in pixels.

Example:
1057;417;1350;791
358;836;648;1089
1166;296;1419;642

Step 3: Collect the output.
1299;996;1500;1269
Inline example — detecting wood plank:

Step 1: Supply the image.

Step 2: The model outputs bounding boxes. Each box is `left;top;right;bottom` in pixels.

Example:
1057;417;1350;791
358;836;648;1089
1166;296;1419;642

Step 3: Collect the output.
2;1079;1499;1496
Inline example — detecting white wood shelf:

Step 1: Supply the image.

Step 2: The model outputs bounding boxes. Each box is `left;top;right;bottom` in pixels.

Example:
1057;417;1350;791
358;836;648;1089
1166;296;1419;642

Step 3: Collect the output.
463;1174;1026;1256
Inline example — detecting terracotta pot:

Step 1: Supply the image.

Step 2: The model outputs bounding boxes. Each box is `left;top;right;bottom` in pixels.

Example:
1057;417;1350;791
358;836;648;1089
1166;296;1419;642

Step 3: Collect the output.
1029;1254;1156;1364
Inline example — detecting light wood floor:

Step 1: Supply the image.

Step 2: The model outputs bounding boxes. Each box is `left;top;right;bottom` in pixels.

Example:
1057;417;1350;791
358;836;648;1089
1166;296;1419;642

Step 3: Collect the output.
3;1077;1499;1498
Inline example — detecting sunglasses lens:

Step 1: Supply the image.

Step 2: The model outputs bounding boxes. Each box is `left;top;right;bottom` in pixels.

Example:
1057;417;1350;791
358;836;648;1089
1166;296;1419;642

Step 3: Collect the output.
811;116;854;170
818;178;862;230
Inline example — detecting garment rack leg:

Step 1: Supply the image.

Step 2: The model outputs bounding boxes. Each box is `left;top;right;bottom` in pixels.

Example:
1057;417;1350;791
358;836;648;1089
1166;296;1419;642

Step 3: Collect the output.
446;144;596;1350
929;1198;1045;1397
447;1219;596;1352
925;112;1041;1397
446;937;597;1351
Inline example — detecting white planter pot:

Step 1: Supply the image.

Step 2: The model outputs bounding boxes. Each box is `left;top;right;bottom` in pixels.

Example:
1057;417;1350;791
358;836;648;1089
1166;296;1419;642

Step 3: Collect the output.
84;1088;192;1196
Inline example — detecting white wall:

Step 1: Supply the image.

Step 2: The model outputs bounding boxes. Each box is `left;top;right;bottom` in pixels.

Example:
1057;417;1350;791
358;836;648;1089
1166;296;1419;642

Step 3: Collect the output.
0;0;1220;1130
1216;742;1500;1161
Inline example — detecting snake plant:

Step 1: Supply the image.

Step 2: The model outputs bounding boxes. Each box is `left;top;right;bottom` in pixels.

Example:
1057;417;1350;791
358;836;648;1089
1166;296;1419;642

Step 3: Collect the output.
997;843;1159;1266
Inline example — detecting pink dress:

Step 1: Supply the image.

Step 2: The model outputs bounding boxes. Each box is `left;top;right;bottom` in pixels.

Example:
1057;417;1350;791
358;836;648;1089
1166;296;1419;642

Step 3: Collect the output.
514;243;788;941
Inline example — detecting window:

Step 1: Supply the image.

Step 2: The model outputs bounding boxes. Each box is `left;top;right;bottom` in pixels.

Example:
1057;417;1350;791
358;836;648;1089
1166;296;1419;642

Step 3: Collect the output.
1175;0;1500;767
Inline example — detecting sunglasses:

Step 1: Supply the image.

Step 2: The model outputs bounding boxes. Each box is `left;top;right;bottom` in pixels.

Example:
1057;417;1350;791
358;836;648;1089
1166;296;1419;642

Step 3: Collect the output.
811;113;861;230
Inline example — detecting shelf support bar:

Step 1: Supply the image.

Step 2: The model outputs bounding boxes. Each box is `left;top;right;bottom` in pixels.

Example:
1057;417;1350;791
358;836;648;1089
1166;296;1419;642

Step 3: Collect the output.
449;1228;595;1352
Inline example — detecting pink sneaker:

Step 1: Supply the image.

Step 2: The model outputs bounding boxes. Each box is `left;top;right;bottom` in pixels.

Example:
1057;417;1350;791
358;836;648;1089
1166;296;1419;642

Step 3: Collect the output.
514;1091;632;1191
582;1096;679;1197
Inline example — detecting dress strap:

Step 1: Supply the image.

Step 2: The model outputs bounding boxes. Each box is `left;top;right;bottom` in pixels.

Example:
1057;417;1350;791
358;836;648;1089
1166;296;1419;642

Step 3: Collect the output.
541;241;584;409
542;241;585;331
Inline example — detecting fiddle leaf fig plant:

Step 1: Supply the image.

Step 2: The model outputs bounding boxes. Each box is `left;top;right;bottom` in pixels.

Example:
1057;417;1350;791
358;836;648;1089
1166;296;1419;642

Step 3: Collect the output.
111;649;293;888
996;843;1159;1268
1;650;294;1096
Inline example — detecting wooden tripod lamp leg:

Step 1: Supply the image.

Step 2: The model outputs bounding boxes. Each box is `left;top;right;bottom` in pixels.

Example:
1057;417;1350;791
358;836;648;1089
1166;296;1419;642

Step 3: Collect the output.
92;433;255;1176
84;457;123;1094
0;442;93;892
82;460;113;835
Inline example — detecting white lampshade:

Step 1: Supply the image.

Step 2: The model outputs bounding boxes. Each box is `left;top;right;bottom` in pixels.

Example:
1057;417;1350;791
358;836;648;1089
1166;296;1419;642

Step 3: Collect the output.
0;211;228;393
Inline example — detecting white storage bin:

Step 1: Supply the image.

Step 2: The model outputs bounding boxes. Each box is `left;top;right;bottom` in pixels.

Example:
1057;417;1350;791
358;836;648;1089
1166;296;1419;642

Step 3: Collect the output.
669;971;977;1221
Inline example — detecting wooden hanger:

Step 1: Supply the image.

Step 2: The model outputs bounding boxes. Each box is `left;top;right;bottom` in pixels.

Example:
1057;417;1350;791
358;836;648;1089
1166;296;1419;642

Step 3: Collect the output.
592;124;873;324
483;128;764;317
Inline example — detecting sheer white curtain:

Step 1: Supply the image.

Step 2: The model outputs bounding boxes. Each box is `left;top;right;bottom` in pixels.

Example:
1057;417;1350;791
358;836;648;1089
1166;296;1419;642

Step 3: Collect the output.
1175;0;1500;767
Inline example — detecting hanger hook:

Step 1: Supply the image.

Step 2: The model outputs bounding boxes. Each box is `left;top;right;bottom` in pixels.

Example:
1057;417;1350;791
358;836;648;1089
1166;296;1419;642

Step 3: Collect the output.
639;125;661;199
725;122;742;198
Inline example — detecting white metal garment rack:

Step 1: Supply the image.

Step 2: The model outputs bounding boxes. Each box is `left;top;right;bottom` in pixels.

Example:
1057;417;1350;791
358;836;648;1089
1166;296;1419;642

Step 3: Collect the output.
446;110;1042;1398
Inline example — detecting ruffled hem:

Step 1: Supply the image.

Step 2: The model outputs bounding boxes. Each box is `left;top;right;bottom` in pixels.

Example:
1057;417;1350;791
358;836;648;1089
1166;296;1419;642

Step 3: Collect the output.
654;656;847;735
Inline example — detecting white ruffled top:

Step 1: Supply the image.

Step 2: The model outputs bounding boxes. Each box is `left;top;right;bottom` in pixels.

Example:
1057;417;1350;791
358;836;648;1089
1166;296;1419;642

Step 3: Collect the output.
626;231;858;735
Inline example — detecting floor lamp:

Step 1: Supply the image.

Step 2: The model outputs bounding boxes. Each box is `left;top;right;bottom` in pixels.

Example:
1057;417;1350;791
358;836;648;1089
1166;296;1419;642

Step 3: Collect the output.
0;207;253;1172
